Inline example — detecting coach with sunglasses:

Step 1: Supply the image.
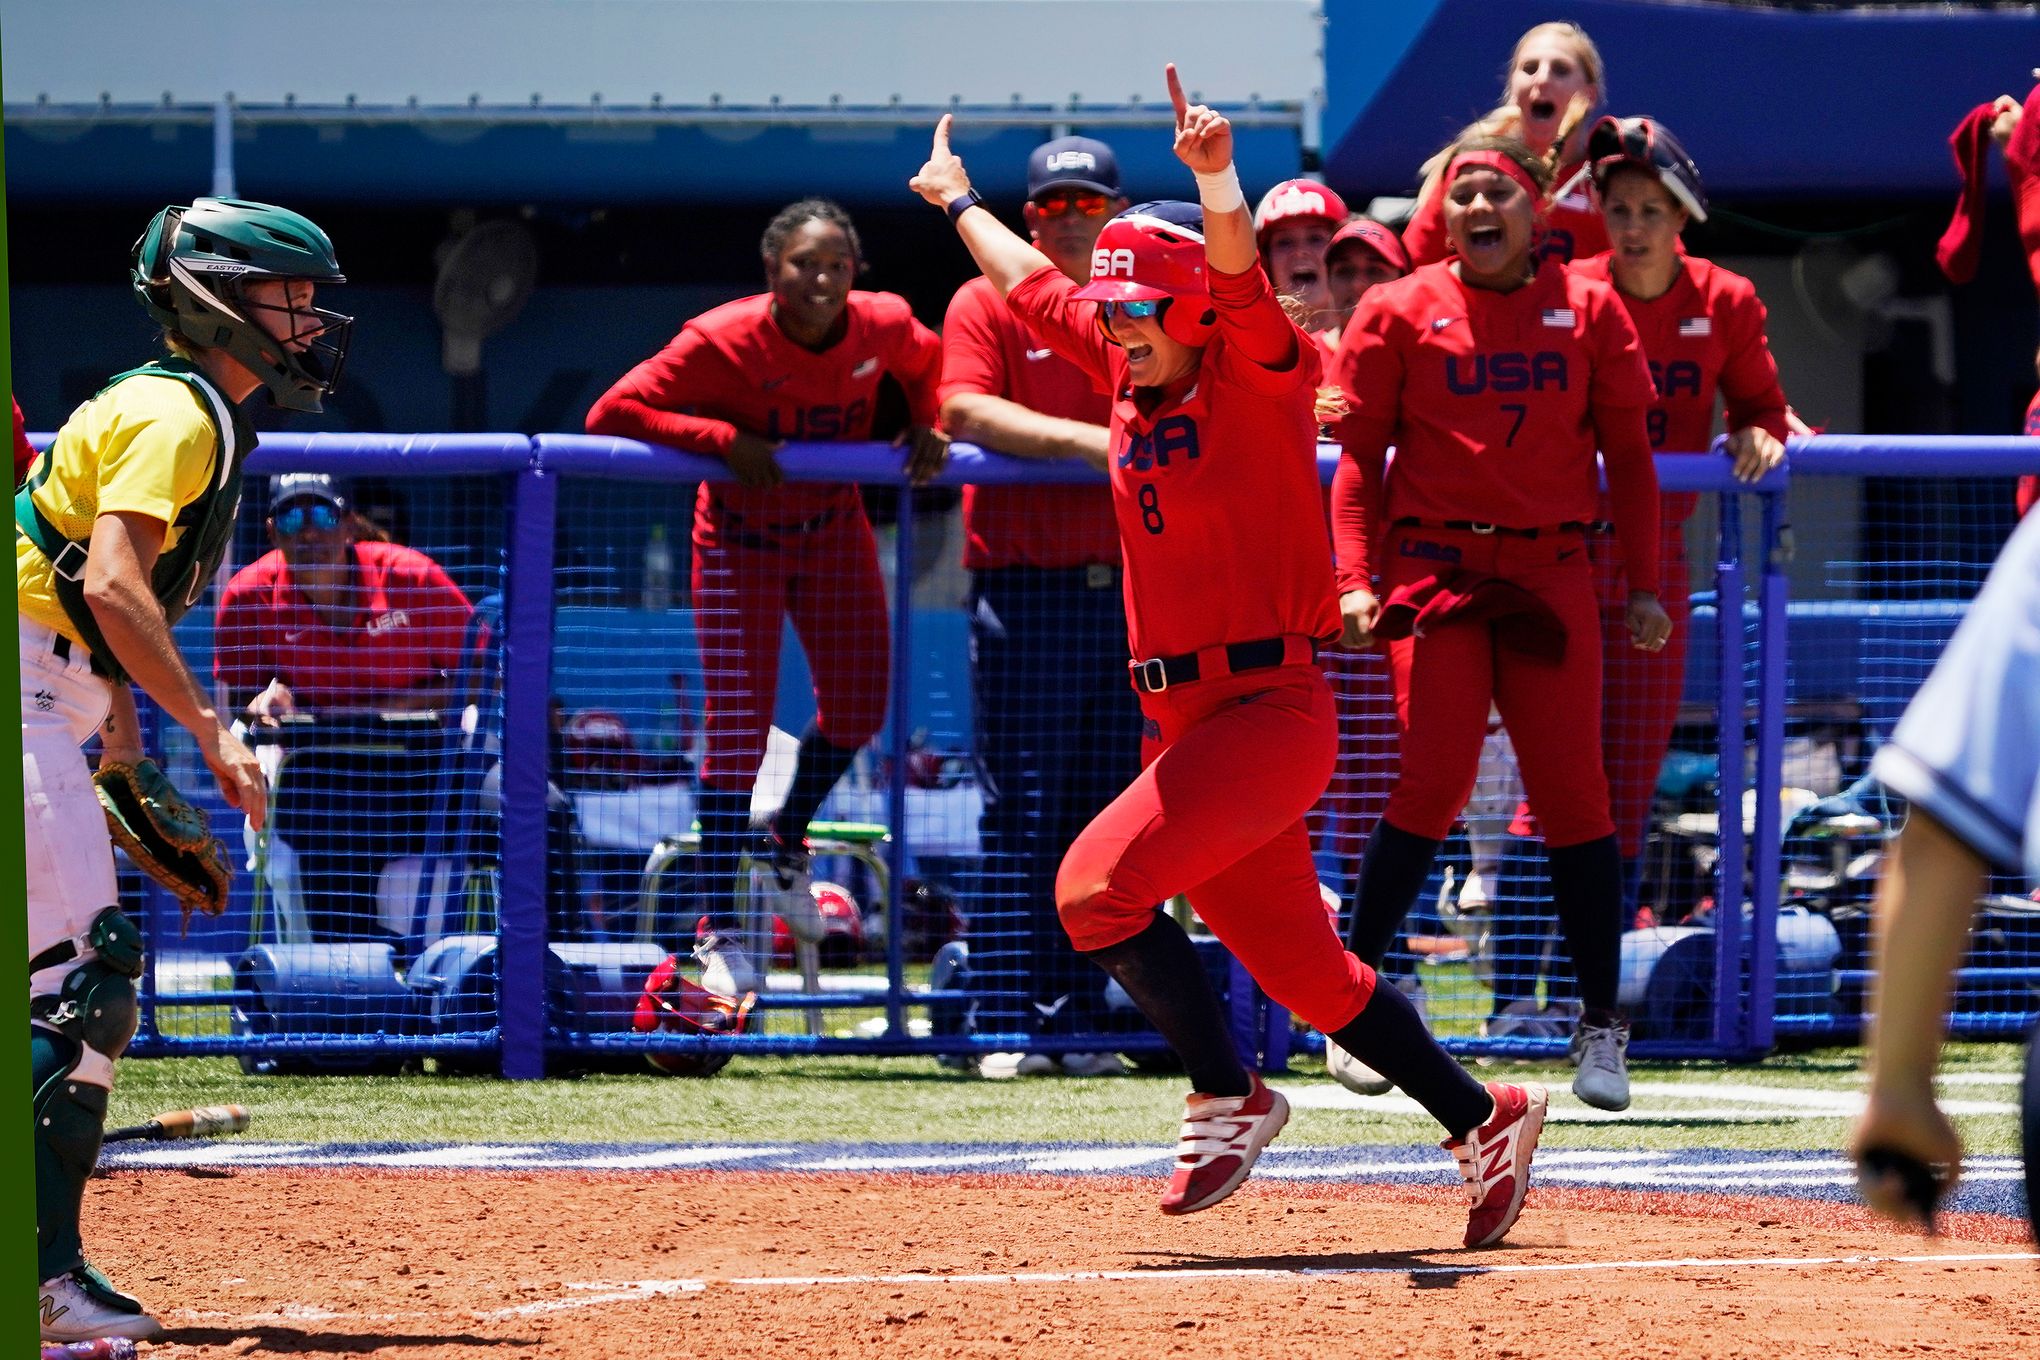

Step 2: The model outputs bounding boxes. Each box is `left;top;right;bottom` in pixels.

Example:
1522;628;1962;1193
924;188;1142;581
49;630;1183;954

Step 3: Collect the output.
937;136;1142;1078
214;473;475;940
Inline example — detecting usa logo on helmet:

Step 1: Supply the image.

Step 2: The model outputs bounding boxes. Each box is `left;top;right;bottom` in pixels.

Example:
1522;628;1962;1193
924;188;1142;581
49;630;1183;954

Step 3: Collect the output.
1093;247;1138;279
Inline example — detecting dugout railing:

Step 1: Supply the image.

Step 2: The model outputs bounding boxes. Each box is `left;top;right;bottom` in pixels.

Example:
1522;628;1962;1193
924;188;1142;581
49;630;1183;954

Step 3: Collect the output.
100;432;1809;1077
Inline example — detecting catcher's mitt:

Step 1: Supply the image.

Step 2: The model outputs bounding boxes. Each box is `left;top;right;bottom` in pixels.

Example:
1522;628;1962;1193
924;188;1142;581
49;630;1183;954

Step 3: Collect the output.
94;758;233;928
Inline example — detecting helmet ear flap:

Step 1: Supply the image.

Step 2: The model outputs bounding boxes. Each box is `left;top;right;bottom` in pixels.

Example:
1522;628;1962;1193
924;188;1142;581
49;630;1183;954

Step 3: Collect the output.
1160;299;1219;348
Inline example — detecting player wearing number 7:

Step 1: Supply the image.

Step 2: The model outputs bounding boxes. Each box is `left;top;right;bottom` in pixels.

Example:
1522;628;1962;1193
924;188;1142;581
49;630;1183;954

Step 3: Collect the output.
912;67;1547;1242
1327;128;1667;1112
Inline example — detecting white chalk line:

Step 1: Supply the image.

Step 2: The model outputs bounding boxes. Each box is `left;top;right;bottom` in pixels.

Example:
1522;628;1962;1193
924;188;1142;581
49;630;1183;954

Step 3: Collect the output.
177;1250;2038;1328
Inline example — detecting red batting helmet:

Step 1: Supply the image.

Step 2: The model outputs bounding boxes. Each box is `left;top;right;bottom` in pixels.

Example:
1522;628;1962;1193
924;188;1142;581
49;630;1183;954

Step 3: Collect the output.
1326;217;1412;277
770;880;866;967
1252;178;1351;244
1071;201;1218;347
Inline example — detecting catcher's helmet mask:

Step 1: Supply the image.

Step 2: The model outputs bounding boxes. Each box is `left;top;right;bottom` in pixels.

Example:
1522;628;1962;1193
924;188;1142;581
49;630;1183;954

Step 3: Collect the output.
132;198;354;414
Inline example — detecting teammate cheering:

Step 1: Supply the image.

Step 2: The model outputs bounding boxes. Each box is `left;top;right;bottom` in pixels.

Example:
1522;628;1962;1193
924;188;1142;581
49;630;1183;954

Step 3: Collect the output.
1401;21;1610;268
587;200;945;998
21;198;349;1340
1329;131;1669;1113
912;66;1546;1243
1253;177;1350;336
1322;218;1412;353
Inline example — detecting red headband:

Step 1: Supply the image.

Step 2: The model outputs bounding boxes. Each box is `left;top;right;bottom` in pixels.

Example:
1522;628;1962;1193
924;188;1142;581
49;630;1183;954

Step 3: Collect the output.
1446;150;1544;205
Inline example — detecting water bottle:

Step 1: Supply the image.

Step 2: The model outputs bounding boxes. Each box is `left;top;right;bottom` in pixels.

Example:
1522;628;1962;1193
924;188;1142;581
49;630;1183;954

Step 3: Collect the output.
641;522;674;612
43;1339;140;1360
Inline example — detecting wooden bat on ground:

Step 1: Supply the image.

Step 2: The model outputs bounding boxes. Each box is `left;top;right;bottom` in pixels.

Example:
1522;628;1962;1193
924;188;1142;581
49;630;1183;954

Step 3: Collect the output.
103;1104;251;1144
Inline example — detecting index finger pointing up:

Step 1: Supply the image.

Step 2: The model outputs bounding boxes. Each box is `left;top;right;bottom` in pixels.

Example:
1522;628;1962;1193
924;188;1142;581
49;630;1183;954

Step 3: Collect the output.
933;113;953;156
1165;63;1189;125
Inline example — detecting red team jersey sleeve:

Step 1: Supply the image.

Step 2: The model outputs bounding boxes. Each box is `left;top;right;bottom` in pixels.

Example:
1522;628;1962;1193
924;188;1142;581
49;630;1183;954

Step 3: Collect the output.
1328;289;1405;589
1714;276;1790;443
584;324;744;459
1005;266;1119;391
937;280;1015;410
1584;281;1663;595
1205;262;1313;392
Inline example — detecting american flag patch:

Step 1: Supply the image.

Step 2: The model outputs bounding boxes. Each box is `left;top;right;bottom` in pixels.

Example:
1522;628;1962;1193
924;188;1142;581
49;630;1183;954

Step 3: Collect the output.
1679;317;1713;337
851;357;879;379
1541;308;1575;328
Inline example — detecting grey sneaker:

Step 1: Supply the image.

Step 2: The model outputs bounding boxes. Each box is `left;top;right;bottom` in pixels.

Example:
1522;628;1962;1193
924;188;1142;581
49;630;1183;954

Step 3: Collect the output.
1571;1018;1632;1111
40;1264;164;1342
693;931;762;998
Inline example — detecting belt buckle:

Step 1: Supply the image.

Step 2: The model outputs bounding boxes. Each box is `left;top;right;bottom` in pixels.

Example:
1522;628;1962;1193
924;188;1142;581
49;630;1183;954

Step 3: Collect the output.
1085;563;1114;590
1468;522;1498;536
1132;657;1168;693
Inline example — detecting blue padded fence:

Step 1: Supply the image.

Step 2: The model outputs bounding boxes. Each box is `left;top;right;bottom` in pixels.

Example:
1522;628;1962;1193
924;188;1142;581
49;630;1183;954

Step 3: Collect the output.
93;433;2036;1074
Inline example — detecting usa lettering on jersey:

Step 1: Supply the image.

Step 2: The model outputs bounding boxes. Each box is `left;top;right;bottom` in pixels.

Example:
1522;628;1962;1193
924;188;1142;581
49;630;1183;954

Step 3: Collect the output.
1444;352;1569;395
765;400;869;439
1117;414;1202;471
1648;360;1704;399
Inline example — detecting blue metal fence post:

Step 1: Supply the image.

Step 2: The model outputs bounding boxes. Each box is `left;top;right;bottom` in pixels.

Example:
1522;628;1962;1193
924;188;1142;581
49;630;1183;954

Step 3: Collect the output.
1710;491;1748;1053
883;495;913;1041
499;461;558;1078
1745;487;1791;1055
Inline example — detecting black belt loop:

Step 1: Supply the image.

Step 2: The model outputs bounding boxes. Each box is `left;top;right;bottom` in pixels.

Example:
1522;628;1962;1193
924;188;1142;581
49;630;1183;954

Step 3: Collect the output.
1128;636;1317;694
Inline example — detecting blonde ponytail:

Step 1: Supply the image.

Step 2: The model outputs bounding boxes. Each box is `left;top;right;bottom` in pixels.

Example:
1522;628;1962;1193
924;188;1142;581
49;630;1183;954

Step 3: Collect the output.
1543;91;1596;186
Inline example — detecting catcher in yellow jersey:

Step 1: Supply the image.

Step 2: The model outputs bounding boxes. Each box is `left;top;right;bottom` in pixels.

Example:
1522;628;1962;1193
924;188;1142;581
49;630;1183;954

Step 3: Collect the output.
19;198;350;1342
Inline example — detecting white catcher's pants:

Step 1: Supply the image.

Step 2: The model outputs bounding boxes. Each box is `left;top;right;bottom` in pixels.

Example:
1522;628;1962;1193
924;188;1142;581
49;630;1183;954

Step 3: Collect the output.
21;619;119;1008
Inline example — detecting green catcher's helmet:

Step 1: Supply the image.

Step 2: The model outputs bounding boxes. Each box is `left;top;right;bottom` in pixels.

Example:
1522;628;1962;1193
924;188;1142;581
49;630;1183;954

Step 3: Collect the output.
130;197;352;414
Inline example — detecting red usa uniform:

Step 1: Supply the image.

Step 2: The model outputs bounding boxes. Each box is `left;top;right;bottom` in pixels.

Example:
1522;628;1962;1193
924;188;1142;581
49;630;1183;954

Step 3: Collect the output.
2018;391;2040;519
1010;261;1376;1036
1402;163;1610;269
584;290;939;789
1516;252;1791;858
214;540;474;707
938;275;1118;568
1331;258;1658;849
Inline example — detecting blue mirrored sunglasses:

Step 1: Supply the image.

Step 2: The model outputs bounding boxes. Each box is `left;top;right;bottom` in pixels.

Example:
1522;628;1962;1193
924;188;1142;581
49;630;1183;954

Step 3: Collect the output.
1101;299;1162;321
275;502;342;536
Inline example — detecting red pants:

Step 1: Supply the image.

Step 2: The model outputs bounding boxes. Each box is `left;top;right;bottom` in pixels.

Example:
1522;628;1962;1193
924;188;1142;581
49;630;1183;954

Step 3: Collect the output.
693;507;889;791
1310;645;1400;873
1381;525;1614;850
1592;529;1692;858
1054;665;1378;1034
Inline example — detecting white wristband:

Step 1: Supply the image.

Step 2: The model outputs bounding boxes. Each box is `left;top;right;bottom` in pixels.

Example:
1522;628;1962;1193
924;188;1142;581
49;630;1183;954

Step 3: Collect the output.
1194;164;1245;214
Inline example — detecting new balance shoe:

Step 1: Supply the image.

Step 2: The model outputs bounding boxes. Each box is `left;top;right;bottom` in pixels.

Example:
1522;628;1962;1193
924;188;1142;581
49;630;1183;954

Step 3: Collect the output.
1325;1039;1393;1096
39;1264;164;1342
1443;1081;1547;1248
693;931;762;999
756;832;820;941
1571;1018;1632;1111
1160;1072;1290;1215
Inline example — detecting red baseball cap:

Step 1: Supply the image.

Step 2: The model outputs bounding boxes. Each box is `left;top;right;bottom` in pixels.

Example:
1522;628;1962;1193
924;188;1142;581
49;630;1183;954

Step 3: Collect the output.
1325;217;1411;276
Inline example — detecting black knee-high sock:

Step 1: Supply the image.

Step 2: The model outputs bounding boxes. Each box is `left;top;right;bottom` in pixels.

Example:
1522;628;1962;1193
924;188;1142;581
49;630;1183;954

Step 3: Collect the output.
1083;913;1250;1097
774;722;860;847
694;784;752;936
1548;834;1625;1016
1347;821;1444;970
1619;854;1646;931
1330;979;1494;1139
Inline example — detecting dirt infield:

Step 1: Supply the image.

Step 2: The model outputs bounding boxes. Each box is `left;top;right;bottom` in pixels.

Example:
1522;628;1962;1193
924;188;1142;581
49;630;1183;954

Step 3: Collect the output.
105;1168;2037;1359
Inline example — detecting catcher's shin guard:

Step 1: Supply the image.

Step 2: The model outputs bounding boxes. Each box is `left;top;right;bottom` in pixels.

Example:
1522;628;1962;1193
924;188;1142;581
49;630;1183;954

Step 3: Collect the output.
33;1028;111;1280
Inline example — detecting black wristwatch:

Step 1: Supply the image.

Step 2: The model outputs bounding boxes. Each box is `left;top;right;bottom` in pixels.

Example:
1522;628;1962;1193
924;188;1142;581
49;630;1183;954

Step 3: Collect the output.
945;189;985;224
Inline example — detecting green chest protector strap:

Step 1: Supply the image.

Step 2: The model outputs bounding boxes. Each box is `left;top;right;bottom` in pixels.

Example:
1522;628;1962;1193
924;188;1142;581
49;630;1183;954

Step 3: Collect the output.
14;359;254;683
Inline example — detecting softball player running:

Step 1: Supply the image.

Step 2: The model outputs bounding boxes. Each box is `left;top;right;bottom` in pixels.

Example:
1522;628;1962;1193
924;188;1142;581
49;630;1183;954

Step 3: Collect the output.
912;67;1545;1243
1484;116;1792;1022
22;198;349;1340
1330;131;1669;1113
586;200;946;997
1401;21;1611;269
1852;510;2040;1243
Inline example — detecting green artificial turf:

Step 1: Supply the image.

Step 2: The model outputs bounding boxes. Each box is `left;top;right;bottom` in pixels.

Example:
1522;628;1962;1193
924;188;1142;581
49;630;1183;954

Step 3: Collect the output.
109;1042;2026;1157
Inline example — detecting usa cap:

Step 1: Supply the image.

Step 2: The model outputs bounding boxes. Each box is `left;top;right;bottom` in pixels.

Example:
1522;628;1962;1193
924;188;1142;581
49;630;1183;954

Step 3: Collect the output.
268;472;344;511
1028;136;1121;198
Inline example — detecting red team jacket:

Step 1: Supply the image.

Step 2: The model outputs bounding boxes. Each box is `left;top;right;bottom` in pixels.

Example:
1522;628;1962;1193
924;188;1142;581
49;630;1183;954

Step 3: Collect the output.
214;540;475;709
1401;162;1611;269
1005;262;1341;661
585;291;942;545
1571;252;1791;531
1329;259;1660;593
938;275;1120;571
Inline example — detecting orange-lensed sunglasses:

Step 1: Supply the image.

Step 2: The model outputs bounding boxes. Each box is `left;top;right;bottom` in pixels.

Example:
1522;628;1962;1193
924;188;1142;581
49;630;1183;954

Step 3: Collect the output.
1032;191;1111;218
